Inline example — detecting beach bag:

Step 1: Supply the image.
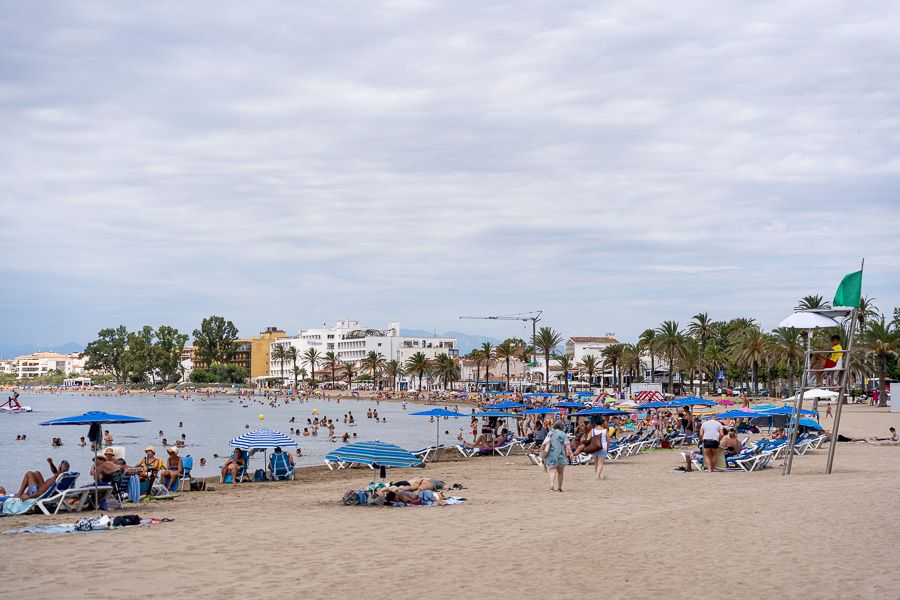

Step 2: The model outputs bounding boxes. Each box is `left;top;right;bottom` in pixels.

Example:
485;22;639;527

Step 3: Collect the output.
112;515;141;527
582;431;605;455
190;479;207;491
253;469;266;482
342;490;361;505
540;436;551;460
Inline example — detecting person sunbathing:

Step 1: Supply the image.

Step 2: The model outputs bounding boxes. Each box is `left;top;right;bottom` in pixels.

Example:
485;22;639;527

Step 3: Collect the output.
463;428;510;450
159;447;183;491
720;429;741;455
221;448;247;482
382;489;447;506
134;446;166;477
872;427;898;442
390;477;445;492
821;430;867;443
14;458;70;499
92;454;122;483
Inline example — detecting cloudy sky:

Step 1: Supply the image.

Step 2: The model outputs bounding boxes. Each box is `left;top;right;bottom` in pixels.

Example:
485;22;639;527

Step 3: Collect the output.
2;1;899;350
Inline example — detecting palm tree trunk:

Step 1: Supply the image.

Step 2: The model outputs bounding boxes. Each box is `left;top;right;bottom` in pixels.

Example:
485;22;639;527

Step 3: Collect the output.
879;358;888;406
506;357;511;391
650;354;655;383
668;348;674;393
544;351;550;392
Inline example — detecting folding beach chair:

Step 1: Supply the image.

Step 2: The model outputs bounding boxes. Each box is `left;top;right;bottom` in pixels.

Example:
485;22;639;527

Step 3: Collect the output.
269;452;295;480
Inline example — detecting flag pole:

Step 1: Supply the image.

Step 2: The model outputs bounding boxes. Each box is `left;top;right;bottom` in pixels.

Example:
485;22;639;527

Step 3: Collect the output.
825;258;864;474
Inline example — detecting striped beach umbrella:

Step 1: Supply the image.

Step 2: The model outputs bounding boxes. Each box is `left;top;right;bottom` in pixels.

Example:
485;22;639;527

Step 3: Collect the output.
325;441;422;468
229;428;297;449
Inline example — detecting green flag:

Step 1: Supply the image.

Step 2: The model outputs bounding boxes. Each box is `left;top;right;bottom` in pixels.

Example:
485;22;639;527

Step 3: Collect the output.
833;270;862;308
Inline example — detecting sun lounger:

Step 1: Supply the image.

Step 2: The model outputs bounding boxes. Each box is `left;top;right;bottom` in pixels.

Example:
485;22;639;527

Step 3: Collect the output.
526;453;544;467
455;445;480;459
34;472;90;515
412;445;444;462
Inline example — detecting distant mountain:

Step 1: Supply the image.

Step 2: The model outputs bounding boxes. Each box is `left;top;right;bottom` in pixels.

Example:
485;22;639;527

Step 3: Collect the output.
0;341;84;359
400;329;502;355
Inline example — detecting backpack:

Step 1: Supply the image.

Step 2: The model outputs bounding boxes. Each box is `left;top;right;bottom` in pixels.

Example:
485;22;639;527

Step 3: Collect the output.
253;468;266;482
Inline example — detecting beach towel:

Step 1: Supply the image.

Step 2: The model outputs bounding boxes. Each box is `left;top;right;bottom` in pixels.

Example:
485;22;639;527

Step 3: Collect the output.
3;516;173;535
1;497;38;516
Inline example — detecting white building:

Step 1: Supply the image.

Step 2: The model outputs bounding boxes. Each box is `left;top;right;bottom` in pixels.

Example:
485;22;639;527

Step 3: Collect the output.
270;320;457;383
565;336;618;364
13;352;86;378
0;360;16;375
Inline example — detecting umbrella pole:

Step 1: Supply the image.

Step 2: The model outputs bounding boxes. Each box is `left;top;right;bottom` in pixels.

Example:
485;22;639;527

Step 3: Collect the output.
434;419;440;463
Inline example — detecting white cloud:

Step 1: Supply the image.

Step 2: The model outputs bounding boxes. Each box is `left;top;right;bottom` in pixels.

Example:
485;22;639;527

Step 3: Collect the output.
1;1;899;345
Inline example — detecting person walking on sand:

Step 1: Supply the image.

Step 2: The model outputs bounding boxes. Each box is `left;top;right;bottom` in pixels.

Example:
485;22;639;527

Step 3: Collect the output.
542;421;573;492
825;402;833;418
699;414;724;473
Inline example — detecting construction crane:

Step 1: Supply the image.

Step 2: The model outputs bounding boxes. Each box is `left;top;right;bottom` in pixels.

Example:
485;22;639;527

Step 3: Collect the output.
459;311;543;362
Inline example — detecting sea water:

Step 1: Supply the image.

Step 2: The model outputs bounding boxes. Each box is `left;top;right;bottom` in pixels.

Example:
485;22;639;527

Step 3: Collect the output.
0;392;464;488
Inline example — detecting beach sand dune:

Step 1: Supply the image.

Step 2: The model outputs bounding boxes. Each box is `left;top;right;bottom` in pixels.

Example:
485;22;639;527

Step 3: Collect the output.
2;405;897;600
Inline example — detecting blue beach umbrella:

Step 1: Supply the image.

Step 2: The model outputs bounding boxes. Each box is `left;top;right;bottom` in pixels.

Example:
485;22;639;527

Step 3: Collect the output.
41;410;150;509
520;407;563;415
554;402;585;409
485;401;529;410
471;410;515;418
409;408;467;459
672;396;717;407
717;409;760;420
797;418;824;431
325;441;422;480
572;407;630;417
229;428;297;449
575;391;595;397
638;401;673;409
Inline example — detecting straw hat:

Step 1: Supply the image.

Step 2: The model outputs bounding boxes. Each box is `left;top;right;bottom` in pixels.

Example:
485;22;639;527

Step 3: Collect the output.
167;446;178;455
144;445;156;453
103;447;115;456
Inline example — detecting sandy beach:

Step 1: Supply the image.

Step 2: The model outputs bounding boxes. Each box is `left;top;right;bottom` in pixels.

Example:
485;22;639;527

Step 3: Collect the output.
2;403;898;600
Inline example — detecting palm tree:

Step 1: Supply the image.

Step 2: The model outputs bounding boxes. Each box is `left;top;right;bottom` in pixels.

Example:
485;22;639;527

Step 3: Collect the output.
656;321;682;393
384;359;401;390
480;342;494;383
638;328;658;382
533;327;563;392
466;349;485;385
729;326;767;396
494;339;517;391
601;343;626;394
292;366;305;388
578;354;599;387
796;294;831;310
271;344;287;384
677;338;701;395
688;312;713;395
771;327;803;397
861;316;897;406
286;346;299;390
432;353;459;390
361;351;386;390
857;295;880;333
405;352;430;391
553;353;573;398
322;351;340;390
302;348;320;388
620;343;642;388
342;361;355;389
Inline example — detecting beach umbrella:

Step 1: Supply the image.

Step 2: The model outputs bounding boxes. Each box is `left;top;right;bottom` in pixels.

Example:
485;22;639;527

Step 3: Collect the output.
485;401;529;410
797;418;824;431
786;388;838;401
520;407;563;415
409;408;466;461
229;428;298;449
717;409;760;419
673;396;717;407
638;401;673;409
718;399;736;405
554;402;585;409
778;311;840;329
574;391;595;397
41;410;150;510
572;407;629;416
471;410;515;418
325;441;422;481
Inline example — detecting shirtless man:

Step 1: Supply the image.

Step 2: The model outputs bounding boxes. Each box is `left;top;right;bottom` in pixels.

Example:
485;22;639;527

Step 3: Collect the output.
719;429;741;455
390;477;445;492
15;458;70;499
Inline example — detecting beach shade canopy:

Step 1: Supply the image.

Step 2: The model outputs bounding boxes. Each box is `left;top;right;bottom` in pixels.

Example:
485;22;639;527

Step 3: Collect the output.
409;409;467;461
638;401;672;409
554;402;586;409
778;311;840;329
718;399;736;405
574;391;595;397
41;410;149;511
40;411;150;426
471;410;516;418
485;401;529;410
672;396;717;407
409;408;467;418
325;441;422;468
520;407;563;415
524;393;559;398
717;409;761;419
787;388;839;401
572;407;630;417
753;403;778;411
758;406;817;417
229;428;297;449
797;418;824;430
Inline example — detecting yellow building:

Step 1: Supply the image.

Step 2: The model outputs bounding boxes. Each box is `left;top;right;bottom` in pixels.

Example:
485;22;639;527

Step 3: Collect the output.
192;327;285;380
